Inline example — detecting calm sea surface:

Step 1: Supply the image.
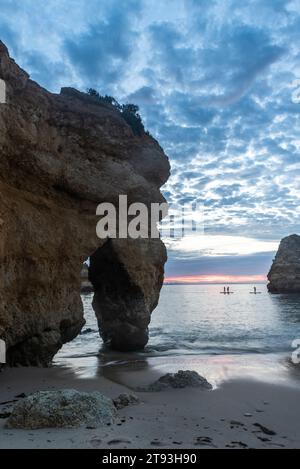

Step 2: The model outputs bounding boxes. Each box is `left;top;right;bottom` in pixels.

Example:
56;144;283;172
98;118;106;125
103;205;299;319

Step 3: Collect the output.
55;284;300;386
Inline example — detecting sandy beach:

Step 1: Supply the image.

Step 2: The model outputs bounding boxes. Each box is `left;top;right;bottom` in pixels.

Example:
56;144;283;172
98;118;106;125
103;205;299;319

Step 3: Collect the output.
1;362;300;449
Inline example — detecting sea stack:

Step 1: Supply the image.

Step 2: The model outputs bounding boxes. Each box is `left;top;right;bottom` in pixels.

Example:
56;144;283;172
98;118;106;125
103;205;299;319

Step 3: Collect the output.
267;234;300;293
81;264;93;294
0;42;170;365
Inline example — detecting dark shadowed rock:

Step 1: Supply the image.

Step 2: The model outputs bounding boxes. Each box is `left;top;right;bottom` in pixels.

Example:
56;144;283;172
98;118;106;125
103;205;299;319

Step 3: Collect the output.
136;370;212;392
0;42;170;365
81;264;93;293
89;238;166;351
6;389;116;429
267;234;300;293
113;393;140;409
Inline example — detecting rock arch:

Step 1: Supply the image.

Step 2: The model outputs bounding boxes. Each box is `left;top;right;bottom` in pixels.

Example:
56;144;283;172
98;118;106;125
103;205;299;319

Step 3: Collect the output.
0;42;169;366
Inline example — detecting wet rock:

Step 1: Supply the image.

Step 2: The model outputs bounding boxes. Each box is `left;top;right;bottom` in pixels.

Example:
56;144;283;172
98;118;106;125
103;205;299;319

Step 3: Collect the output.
113;393;140;410
136;370;212;392
6;389;116;429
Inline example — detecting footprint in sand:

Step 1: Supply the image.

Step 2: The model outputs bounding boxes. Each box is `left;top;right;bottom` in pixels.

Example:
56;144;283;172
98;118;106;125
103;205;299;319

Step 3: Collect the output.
194;436;216;447
226;441;248;448
107;439;132;445
150;439;168;446
253;423;276;436
90;438;102;447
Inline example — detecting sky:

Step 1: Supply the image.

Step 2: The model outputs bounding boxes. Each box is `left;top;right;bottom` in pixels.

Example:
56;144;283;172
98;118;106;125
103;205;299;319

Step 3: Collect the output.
1;0;300;282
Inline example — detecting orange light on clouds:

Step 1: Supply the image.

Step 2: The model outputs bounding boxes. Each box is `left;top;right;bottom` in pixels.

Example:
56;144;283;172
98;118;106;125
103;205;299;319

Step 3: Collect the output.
164;274;267;284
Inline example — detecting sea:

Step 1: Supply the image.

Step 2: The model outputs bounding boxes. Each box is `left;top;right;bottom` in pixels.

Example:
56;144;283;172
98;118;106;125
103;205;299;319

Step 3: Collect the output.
54;284;300;387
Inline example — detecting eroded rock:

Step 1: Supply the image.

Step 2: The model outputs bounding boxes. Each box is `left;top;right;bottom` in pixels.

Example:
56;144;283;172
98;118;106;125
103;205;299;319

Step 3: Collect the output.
113;393;140;409
267;234;300;293
89;238;166;351
6;389;116;429
136;370;213;392
0;42;170;365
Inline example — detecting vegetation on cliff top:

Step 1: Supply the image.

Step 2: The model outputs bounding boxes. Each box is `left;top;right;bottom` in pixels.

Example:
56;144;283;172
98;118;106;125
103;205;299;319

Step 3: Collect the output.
87;88;146;137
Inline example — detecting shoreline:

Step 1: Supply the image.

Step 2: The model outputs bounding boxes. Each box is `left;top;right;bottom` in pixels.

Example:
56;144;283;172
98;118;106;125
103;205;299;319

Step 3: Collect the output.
55;350;300;389
1;354;300;449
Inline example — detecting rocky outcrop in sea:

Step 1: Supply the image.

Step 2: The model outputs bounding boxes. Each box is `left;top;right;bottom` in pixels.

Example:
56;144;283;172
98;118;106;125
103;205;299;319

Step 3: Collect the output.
0;41;170;365
267;234;300;293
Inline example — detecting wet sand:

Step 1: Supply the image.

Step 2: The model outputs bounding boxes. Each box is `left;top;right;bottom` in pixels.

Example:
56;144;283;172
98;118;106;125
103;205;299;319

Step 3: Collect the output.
0;362;300;449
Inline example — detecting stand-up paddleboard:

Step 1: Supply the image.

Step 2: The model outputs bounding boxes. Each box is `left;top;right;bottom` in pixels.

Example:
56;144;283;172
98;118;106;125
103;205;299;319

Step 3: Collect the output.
250;292;262;294
220;291;234;294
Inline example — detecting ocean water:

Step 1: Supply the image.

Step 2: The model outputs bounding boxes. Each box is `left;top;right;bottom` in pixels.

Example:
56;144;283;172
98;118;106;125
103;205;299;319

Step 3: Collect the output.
55;284;300;386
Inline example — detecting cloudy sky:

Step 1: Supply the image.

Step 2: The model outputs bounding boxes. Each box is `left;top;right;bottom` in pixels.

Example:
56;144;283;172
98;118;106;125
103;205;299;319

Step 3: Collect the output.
1;0;300;282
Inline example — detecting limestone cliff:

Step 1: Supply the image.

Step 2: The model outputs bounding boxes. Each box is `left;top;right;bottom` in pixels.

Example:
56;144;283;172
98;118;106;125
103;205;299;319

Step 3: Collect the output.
0;42;170;365
267;234;300;293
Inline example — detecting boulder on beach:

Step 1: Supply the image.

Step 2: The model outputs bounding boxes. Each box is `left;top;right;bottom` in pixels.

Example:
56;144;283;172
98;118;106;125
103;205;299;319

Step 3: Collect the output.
136;370;212;392
6;389;116;429
113;393;140;409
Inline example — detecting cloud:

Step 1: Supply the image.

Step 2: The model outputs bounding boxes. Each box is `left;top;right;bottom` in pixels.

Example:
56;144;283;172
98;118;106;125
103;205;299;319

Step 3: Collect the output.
165;251;275;277
1;0;300;276
127;86;157;104
64;0;141;91
164;234;279;257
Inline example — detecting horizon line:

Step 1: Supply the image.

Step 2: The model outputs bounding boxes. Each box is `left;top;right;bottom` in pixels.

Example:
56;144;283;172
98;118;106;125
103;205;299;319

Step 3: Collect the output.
164;274;267;285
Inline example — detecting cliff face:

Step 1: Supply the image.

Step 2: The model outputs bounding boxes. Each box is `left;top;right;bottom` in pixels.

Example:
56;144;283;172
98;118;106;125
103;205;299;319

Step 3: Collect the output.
0;42;170;365
267;234;300;293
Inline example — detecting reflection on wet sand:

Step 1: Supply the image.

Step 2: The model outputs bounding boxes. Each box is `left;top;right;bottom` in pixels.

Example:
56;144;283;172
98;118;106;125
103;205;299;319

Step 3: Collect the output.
57;348;300;392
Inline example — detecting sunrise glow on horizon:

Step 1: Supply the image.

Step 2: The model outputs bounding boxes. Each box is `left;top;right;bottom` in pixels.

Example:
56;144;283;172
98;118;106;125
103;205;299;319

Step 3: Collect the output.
164;274;267;284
